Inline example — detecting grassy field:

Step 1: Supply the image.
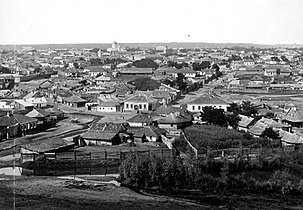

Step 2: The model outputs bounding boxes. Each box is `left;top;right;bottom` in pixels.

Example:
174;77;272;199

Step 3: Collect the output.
0;175;205;210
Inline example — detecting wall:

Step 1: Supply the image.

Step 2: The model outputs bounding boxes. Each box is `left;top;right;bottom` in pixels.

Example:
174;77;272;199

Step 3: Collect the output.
187;104;229;112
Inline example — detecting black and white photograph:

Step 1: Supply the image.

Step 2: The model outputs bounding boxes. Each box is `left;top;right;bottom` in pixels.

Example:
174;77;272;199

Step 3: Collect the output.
0;0;303;209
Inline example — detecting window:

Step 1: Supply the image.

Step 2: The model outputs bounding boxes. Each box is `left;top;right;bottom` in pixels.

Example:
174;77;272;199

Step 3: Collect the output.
130;104;133;109
198;106;201;110
192;105;195;110
139;104;142;109
171;124;173;127
126;103;129;109
143;104;147;109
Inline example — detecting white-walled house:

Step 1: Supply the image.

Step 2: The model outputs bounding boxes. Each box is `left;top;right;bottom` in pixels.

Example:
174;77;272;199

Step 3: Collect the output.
93;101;121;112
187;94;229;112
124;94;159;112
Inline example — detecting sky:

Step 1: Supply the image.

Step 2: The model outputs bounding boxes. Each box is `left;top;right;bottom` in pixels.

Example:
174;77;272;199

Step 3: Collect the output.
1;0;303;45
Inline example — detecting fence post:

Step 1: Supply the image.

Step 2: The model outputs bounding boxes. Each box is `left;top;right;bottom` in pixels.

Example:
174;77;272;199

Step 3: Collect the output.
119;149;122;162
161;148;163;159
74;150;76;160
105;149;107;160
55;152;57;160
89;152;91;160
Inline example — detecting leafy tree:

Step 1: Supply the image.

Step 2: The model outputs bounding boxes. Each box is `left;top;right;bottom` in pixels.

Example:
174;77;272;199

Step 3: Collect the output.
280;55;289;63
228;102;241;114
90;58;103;66
261;127;279;140
226;113;240;129
0;66;11;74
201;106;228;127
133;59;159;69
271;56;280;62
167;61;188;69
241;101;258;116
73;62;79;69
162;79;175;87
176;73;188;93
212;64;220;71
192;61;211;71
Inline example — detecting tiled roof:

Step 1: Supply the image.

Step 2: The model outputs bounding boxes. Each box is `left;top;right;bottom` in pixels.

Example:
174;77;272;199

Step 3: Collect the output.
283;107;303;123
279;130;303;144
124;94;157;103
187;94;227;105
25;109;50;118
133;126;167;138
127;112;154;123
81;123;126;140
64;95;86;103
238;114;254;128
0;114;37;126
248;122;267;136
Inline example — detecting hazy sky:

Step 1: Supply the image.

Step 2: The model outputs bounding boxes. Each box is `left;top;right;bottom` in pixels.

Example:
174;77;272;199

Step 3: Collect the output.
1;0;303;45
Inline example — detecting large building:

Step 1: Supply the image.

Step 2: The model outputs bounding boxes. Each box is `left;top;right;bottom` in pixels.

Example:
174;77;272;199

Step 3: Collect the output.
187;94;229;112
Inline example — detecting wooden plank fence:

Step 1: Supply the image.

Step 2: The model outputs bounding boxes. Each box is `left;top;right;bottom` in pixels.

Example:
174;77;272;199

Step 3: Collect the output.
21;147;172;163
198;146;295;160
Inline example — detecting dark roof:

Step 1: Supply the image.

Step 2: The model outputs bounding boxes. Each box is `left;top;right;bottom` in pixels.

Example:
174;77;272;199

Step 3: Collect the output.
127;112;154;123
21;137;75;153
81;123;126;141
133;126;167;138
0;114;37;126
56;89;73;98
64;95;86;103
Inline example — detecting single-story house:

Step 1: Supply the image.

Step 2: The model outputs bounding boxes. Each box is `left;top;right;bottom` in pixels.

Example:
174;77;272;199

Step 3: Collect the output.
127;112;155;127
187;94;229;112
81;123;128;146
132;126;167;144
63;95;86;107
0;113;38;140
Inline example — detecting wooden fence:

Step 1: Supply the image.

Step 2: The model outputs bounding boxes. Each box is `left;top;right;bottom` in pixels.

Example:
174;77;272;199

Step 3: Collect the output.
20;148;172;164
198;146;295;160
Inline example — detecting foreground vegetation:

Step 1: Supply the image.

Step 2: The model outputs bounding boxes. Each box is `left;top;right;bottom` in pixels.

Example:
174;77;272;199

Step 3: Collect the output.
119;150;303;206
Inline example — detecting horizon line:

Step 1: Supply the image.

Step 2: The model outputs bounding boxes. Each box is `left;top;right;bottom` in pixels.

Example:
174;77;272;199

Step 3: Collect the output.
0;41;302;47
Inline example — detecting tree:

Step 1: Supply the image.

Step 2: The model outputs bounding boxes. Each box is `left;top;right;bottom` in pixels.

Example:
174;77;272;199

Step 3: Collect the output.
226;113;240;129
192;61;211;71
90;58;103;66
228;102;241;114
241;101;258;117
261;127;279;140
73;62;79;69
212;64;220;71
176;73;188;93
133;59;159;69
201;106;228;127
162;79;174;87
